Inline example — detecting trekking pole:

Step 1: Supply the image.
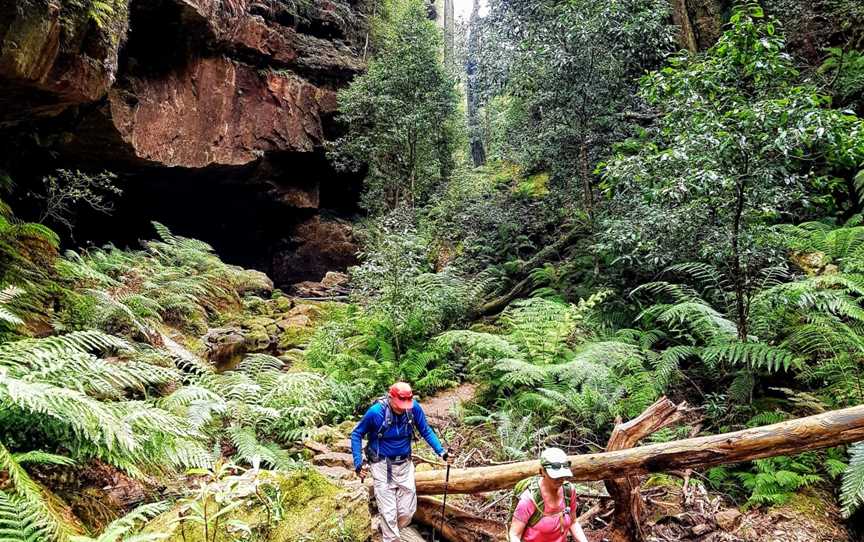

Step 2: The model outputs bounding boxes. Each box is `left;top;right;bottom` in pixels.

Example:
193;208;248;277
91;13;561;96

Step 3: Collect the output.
440;461;451;537
433;425;451;542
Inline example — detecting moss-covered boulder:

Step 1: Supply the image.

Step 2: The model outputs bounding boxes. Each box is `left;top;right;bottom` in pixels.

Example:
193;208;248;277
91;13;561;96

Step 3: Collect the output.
142;469;370;542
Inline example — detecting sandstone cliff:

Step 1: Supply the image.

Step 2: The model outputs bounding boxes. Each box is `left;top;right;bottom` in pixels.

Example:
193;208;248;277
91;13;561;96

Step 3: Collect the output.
0;0;367;286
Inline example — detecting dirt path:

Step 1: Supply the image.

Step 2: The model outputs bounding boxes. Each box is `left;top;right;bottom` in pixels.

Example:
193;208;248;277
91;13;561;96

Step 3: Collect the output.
421;382;478;424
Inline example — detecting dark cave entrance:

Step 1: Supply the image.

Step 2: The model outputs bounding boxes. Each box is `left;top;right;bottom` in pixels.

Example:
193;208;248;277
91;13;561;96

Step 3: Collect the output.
47;150;362;289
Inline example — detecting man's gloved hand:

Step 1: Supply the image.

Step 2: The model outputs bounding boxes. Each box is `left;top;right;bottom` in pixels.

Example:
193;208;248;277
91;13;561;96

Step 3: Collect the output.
356;464;369;481
442;451;451;464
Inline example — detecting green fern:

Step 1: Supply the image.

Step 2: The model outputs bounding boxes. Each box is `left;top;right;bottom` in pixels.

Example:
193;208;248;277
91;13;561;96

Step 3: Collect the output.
702;341;799;372
841;442;864;517
70;501;170;542
0;490;52;542
0;285;24;327
0;442;71;541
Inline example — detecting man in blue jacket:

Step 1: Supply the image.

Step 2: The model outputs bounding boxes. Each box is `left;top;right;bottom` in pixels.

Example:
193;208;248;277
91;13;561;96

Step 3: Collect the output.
351;381;449;542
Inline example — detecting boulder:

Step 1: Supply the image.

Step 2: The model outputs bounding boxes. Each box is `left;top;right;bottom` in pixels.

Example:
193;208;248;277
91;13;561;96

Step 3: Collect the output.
202;327;246;364
316;465;355;481
236;270;274;296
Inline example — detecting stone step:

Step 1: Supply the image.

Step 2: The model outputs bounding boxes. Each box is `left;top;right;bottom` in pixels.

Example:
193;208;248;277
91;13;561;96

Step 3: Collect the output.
303;439;331;455
315;465;354;481
332;438;352;453
312;451;354;469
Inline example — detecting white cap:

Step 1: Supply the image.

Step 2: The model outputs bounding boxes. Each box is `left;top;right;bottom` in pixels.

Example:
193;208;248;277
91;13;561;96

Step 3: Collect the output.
540;447;573;479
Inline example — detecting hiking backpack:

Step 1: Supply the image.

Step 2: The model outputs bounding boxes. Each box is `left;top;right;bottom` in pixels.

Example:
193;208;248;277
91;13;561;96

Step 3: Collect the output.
375;396;417;441
508;476;575;527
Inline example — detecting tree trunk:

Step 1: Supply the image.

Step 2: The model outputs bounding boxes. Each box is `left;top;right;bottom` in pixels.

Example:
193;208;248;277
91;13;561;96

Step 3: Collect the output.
414;497;506;542
731;176;748;341
466;0;486;167
579;141;594;226
669;0;727;52
415;402;864;495
604;398;688;542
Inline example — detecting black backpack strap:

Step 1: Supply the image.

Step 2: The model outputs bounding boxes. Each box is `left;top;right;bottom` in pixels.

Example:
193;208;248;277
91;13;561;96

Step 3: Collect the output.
405;405;417;441
376;396;392;439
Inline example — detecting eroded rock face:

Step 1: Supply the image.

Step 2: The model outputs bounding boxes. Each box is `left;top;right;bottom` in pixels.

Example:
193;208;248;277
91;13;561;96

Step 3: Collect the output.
51;0;366;169
103;58;336;167
0;0;366;285
0;0;126;124
271;217;359;286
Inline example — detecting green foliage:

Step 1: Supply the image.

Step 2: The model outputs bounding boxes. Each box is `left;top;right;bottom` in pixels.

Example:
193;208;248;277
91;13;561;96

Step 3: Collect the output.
602;4;864;279
0;221;353;539
464;409;551;461
0;442;71;541
841;442;864;517
70;502;169;542
33;170;121;233
476;0;675;209
735;456;825;508
436;292;660;433
821;47;864;110
65;0;128;28
56;223;256;337
332;0;459;213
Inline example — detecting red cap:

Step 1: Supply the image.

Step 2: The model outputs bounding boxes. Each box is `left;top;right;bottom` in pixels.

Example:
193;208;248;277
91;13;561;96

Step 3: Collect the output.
388;382;414;410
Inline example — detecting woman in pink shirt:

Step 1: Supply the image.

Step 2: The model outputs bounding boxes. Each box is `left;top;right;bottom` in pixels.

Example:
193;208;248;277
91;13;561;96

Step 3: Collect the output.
508;448;590;542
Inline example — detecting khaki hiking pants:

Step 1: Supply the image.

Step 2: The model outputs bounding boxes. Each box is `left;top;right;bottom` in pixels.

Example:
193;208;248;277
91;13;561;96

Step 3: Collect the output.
371;460;417;542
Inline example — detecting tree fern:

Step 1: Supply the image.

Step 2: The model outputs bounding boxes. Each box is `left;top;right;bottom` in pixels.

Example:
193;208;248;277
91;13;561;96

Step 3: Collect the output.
651;345;696;387
0;330;130;375
0;372;137;454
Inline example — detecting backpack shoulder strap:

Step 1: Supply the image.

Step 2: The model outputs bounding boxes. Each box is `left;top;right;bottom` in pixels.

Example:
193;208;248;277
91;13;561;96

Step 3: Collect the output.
563;482;575;513
375;397;392;438
406;404;417;440
525;478;545;527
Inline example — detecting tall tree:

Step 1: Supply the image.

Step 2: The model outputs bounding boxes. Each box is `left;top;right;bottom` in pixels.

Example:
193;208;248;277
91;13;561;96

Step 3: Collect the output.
332;0;459;214
466;0;487;167
476;0;674;230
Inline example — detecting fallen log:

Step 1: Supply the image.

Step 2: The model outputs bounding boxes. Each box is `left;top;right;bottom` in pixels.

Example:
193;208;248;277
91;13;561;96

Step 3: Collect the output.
414;496;506;542
416;403;864;494
604;397;688;542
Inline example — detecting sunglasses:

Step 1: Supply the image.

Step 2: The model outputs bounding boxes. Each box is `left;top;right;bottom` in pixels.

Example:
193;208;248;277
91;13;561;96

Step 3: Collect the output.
541;461;571;470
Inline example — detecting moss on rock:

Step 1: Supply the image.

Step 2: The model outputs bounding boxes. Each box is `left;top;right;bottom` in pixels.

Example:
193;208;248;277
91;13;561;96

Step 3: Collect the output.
142;469;370;542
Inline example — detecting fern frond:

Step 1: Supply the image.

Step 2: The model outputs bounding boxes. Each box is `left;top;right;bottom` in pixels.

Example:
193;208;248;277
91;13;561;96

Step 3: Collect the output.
631;281;701;303
652;345;697;387
0;490;52;542
70;501;170;542
237;354;284;374
702;341;799;372
0;442;70;541
841;442;864;518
